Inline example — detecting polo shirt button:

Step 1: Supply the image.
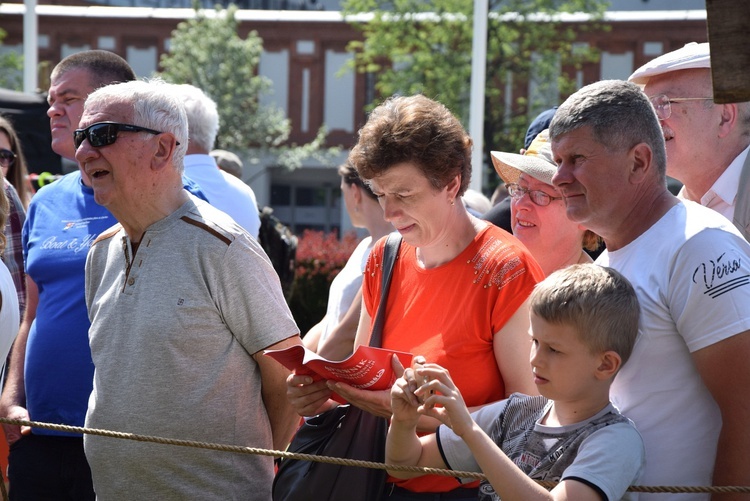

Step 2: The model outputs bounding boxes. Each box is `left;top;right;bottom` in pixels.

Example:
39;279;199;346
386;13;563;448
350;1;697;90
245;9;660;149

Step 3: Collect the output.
128;277;135;286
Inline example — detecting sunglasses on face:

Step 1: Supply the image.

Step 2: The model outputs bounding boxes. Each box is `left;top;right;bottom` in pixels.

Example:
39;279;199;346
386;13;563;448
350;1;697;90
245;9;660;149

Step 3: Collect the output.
73;122;165;149
0;148;16;168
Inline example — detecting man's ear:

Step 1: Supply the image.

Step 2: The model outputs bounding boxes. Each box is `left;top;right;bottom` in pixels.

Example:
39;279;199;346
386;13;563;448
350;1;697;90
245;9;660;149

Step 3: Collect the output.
152;134;178;171
595;351;622;380
718;103;738;138
629;142;653;184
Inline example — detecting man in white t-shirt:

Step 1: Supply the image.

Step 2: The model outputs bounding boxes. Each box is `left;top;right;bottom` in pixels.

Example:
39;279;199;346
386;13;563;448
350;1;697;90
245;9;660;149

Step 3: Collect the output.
629;42;750;241
549;79;750;501
174;83;261;238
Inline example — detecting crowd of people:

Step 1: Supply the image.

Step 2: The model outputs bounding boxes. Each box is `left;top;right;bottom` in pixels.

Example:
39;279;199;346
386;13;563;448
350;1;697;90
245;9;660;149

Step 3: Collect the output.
0;39;745;501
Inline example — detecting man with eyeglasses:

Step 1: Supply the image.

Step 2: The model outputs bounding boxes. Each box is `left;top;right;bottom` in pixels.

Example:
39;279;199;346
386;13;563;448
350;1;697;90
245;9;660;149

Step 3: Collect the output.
76;79;301;498
550;79;750;501
630;42;750;241
0;51;206;500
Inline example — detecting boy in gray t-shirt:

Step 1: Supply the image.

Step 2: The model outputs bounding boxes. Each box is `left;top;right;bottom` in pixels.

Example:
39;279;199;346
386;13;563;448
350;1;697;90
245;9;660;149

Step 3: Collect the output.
387;264;644;501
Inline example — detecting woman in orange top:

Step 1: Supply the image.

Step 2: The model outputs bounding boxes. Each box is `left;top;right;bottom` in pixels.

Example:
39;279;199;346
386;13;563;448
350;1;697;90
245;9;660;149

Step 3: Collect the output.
286;95;544;499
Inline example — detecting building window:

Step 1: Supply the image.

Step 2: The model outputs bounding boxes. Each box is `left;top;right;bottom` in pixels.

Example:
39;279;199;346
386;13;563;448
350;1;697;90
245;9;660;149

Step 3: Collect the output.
295;186;328;207
126;45;158;77
98;36;116;50
324;50;355;133
268;182;341;234
270;184;292;206
296;40;315;55
600;51;634;81
643;42;664;56
260;50;290;115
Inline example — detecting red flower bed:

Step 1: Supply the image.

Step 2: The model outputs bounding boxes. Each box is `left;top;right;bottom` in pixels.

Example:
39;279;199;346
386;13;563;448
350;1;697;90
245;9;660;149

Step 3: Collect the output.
288;230;360;335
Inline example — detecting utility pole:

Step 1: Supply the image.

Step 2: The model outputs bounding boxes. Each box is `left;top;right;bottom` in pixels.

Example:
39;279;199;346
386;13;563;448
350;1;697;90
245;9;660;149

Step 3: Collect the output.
23;0;38;94
468;0;487;193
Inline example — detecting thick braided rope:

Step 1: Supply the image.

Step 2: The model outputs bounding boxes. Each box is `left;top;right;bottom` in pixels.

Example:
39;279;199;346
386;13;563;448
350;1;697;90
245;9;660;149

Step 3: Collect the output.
1;417;748;495
0;417;477;479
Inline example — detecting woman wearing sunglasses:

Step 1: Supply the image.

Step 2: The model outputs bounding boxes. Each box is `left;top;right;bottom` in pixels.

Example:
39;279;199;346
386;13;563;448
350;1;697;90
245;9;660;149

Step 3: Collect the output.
491;129;600;277
0;116;31;315
0;117;32;210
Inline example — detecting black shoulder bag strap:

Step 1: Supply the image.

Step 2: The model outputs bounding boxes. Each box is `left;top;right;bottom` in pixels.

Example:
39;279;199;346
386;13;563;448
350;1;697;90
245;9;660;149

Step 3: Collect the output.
368;233;402;349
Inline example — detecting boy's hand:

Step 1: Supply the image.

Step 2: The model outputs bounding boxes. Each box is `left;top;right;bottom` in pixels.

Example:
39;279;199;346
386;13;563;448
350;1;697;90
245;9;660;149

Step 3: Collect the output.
389;355;422;427
413;364;475;437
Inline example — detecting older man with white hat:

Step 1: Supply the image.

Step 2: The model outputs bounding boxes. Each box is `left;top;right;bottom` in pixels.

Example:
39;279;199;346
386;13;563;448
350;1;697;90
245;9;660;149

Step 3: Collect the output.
629;42;750;240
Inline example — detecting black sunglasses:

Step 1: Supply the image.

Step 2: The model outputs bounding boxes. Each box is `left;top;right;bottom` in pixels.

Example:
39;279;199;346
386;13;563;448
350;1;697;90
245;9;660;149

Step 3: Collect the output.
73;122;166;149
0;148;16;168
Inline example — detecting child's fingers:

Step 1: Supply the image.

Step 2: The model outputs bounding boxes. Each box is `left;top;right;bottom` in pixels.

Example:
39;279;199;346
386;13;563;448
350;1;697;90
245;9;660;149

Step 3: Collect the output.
411;355;427;368
415;366;457;388
393;376;420;407
400;368;420;393
414;377;457;401
417;402;452;428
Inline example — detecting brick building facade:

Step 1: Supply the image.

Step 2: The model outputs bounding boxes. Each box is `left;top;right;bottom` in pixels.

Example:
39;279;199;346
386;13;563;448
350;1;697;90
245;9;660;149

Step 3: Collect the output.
0;4;709;233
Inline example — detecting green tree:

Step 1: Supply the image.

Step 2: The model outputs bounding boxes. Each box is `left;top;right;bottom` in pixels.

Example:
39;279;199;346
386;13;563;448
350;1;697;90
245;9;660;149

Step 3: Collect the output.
342;0;608;190
159;4;334;168
0;28;23;90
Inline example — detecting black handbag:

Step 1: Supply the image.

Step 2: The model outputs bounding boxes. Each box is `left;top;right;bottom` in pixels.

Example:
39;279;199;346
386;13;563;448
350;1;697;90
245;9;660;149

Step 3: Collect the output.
273;233;402;501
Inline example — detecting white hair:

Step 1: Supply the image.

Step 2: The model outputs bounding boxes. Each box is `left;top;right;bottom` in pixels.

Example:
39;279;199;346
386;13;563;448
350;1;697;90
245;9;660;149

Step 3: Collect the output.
462;188;492;215
173;83;219;153
85;78;188;172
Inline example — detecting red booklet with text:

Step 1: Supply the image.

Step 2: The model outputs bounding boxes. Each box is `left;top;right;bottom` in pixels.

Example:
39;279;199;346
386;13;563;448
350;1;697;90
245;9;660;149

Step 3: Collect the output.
264;344;413;403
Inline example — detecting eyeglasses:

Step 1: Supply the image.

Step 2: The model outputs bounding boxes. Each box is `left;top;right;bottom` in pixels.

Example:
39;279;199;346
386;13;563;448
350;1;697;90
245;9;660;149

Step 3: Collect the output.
506;183;562;207
73;122;164;149
648;94;713;120
0;148;16;168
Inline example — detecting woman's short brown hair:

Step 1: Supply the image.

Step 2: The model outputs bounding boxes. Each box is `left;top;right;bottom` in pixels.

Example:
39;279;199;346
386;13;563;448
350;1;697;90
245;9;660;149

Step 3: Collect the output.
349;95;472;196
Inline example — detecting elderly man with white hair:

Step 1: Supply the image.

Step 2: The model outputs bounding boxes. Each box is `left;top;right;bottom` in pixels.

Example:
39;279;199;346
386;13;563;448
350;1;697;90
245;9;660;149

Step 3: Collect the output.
176;83;261;238
76;79;301;499
630;42;750;240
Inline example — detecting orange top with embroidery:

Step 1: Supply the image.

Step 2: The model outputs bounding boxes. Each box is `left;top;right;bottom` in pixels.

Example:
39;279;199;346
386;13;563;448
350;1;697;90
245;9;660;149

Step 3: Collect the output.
364;225;544;493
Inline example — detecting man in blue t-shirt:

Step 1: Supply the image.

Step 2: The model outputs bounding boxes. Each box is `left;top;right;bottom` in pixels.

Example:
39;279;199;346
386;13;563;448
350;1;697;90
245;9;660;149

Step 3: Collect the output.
0;50;136;500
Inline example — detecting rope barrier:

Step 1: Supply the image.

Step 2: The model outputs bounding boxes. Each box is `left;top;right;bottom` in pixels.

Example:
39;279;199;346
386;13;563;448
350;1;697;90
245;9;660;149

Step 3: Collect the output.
0;417;748;495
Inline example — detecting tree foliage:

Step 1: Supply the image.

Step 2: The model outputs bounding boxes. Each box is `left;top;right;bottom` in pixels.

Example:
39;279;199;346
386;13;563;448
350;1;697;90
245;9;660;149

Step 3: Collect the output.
342;0;608;189
0;29;23;91
159;4;335;168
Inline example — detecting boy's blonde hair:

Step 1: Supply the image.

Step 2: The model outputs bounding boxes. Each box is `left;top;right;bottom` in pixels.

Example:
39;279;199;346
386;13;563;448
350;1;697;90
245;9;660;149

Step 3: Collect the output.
530;264;640;365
